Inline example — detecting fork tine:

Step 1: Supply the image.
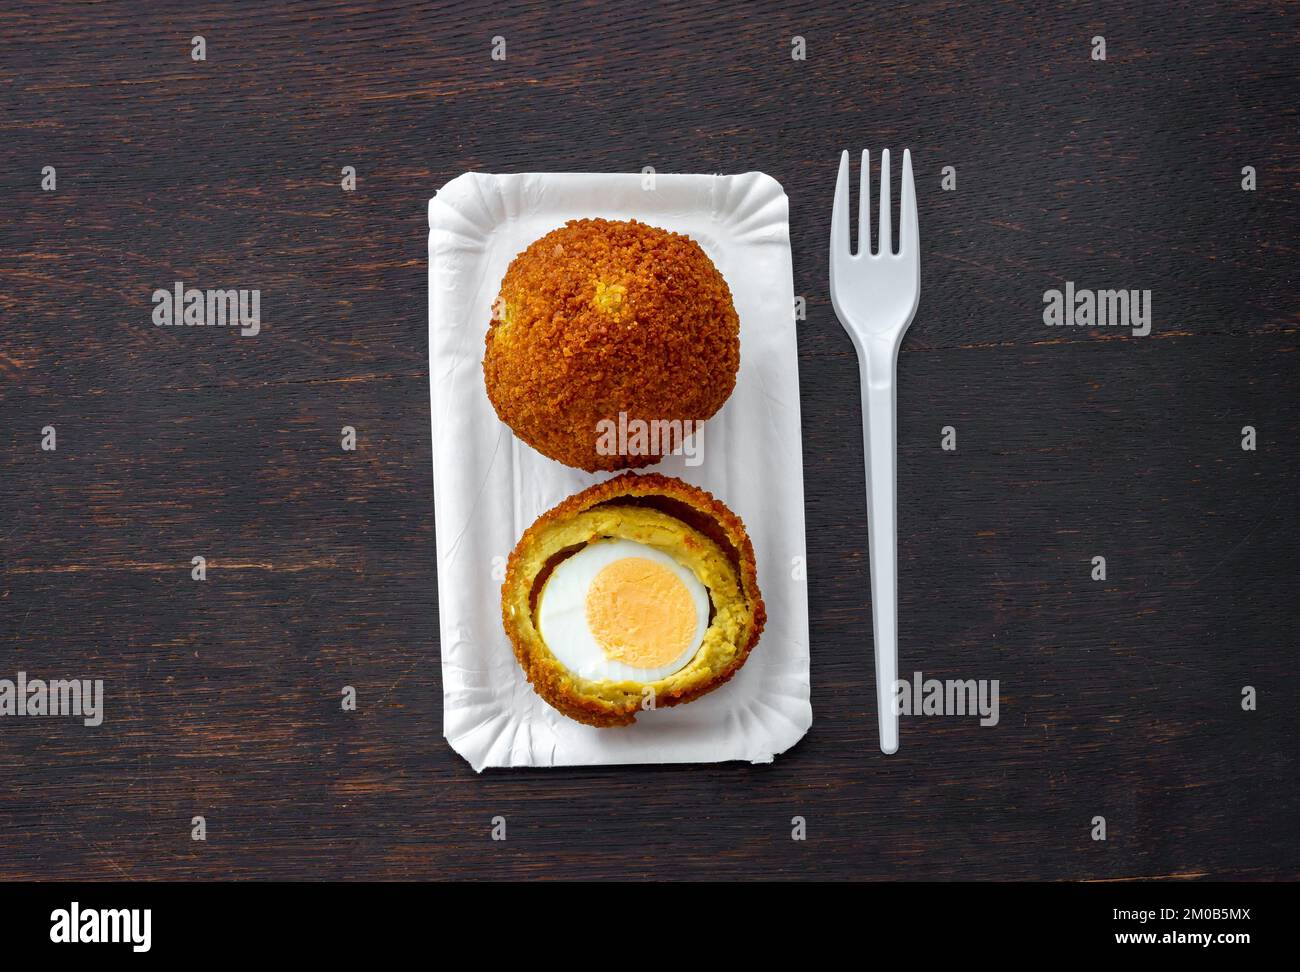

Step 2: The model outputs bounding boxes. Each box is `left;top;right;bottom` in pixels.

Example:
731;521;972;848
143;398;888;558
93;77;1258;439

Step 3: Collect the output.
878;148;892;256
857;149;871;257
831;150;850;255
900;149;918;254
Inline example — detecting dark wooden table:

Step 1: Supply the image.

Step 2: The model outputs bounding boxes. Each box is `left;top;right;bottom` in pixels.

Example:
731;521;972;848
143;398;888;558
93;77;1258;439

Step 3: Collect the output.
1;1;1296;881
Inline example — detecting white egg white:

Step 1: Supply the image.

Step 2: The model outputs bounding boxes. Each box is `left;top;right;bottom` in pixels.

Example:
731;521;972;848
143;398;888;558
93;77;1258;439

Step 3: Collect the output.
536;538;709;683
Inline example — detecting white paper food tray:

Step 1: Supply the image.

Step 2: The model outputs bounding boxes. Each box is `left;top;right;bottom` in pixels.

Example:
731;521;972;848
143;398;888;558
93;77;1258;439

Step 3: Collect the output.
428;170;810;770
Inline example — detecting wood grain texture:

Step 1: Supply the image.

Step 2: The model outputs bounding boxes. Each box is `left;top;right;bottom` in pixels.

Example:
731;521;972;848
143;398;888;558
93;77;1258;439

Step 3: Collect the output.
0;0;1296;880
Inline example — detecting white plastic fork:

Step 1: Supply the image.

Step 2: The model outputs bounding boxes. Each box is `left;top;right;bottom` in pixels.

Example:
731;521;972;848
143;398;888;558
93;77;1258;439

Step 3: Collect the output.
829;148;920;755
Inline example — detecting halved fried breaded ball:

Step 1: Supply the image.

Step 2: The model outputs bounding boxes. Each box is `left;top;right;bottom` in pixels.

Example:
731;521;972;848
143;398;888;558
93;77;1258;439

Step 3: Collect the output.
483;219;740;471
502;473;766;727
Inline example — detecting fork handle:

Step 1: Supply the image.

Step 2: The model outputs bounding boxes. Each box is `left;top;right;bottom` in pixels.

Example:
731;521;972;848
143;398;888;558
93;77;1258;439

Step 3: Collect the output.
859;338;900;755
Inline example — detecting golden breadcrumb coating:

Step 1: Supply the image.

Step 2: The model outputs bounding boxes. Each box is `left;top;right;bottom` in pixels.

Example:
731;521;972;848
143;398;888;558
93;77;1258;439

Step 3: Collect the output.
502;473;766;727
483;219;740;471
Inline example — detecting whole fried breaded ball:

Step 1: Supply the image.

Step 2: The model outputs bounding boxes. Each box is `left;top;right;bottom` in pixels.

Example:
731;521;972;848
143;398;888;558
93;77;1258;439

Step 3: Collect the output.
483;218;740;471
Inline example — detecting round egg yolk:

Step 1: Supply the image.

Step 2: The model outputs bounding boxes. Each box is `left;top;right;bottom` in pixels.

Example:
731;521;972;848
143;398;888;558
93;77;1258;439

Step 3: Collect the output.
584;556;697;669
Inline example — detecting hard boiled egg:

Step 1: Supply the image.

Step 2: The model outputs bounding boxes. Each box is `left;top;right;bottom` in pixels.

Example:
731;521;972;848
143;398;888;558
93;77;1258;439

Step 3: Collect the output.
537;538;710;683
